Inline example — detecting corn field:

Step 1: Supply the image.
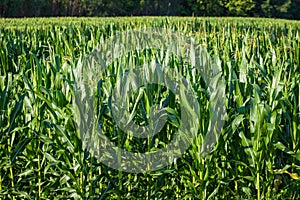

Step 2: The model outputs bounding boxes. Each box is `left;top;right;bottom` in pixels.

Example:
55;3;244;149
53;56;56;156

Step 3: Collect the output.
0;17;300;199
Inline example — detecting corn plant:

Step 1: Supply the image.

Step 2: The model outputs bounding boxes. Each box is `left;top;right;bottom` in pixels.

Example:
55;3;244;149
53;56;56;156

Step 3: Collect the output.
0;17;300;199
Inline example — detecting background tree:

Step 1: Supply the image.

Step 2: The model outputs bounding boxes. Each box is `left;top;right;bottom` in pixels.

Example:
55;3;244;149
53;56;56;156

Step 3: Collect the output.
0;0;298;19
225;0;255;16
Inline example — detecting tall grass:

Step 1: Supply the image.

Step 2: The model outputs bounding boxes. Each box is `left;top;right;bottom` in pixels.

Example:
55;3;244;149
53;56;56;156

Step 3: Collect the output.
0;17;300;199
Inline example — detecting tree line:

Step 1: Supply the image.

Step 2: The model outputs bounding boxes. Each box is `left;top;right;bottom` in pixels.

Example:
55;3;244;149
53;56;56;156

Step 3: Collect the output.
0;0;299;19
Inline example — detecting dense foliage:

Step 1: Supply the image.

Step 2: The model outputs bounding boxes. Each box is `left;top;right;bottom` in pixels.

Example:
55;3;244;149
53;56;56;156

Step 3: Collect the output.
0;17;300;199
0;0;300;19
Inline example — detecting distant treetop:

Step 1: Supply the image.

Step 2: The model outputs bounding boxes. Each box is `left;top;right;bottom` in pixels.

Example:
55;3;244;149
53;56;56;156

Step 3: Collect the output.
0;0;299;19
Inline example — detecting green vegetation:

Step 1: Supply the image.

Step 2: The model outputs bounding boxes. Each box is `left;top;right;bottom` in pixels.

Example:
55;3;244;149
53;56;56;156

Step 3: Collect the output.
1;0;300;19
0;17;300;199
